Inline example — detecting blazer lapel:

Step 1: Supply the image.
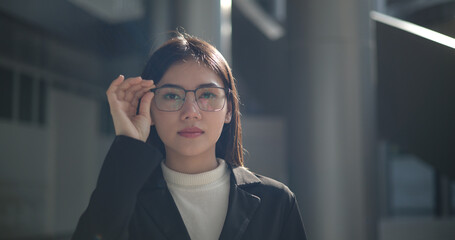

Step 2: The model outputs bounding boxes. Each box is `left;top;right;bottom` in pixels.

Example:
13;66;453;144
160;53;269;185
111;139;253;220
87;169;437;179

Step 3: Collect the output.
137;166;191;240
219;166;261;240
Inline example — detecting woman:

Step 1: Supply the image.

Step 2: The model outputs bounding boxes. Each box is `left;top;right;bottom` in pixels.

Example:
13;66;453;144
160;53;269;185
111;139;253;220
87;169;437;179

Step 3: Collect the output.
72;32;306;240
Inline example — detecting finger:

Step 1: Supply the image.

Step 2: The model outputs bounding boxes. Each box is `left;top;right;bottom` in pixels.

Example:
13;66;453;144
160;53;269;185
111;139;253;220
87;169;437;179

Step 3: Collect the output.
113;74;125;85
126;85;154;117
131;88;151;115
107;75;125;106
139;92;154;120
117;77;143;101
116;80;140;101
106;75;124;98
132;83;156;107
118;76;142;91
124;83;144;102
125;79;154;102
141;79;155;87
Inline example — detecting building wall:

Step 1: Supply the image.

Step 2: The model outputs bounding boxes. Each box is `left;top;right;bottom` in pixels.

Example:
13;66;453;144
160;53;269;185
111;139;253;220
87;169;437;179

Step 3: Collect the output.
0;13;113;238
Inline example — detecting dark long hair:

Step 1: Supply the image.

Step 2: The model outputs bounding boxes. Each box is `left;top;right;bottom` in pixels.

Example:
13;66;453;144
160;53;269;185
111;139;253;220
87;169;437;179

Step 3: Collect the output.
141;32;244;167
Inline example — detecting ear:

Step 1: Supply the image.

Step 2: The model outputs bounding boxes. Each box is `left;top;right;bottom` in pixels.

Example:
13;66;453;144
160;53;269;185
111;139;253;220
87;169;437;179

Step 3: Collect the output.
224;103;232;124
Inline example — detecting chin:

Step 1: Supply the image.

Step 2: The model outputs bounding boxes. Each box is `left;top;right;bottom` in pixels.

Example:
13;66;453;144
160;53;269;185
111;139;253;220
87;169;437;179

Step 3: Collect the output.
166;143;214;158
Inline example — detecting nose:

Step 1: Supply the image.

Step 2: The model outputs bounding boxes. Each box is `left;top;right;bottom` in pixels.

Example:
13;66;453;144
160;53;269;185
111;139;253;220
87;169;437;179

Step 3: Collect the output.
180;92;201;120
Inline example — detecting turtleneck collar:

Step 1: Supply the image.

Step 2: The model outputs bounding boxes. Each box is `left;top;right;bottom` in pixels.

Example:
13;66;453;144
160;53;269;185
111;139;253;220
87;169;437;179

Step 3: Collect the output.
161;159;228;187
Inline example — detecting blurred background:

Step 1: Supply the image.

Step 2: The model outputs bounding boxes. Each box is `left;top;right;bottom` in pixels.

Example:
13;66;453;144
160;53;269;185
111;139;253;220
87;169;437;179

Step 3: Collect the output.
1;0;455;239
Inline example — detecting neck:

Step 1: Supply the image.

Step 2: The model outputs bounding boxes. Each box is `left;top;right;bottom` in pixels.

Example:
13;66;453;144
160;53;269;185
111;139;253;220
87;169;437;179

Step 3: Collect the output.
164;149;219;174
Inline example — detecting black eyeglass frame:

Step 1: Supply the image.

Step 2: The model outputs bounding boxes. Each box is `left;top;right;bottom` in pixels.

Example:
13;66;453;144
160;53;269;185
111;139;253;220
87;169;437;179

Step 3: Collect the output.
150;86;231;112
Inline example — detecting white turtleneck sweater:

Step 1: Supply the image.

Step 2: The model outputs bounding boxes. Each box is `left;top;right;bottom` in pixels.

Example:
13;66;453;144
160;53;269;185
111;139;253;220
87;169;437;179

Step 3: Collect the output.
161;159;230;240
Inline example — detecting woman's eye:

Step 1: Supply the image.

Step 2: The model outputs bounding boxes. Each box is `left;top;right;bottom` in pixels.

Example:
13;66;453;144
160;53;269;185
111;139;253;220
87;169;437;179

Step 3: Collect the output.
199;92;216;99
163;93;181;100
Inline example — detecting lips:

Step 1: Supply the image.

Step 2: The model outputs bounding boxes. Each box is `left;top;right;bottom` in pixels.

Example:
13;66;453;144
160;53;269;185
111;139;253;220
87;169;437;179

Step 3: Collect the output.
178;127;204;138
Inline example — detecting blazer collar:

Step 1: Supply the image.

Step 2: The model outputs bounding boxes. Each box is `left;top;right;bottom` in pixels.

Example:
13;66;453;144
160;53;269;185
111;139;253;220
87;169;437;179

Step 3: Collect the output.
219;164;262;240
138;163;262;240
138;166;191;240
230;165;262;186
144;162;262;188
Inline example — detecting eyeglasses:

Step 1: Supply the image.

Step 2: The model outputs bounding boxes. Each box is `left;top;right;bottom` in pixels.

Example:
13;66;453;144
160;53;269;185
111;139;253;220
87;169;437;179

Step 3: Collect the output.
150;86;229;112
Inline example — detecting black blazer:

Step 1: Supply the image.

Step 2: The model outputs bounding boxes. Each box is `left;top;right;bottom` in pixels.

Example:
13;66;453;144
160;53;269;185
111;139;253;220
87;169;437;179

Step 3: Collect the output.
72;136;307;240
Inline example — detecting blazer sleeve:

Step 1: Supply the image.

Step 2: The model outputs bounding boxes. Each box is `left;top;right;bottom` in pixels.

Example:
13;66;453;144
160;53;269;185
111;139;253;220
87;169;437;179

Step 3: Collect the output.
72;135;163;240
279;194;308;240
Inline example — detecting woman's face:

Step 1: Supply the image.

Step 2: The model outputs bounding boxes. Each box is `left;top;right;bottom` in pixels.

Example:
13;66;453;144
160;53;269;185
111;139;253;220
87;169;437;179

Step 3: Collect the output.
150;60;232;159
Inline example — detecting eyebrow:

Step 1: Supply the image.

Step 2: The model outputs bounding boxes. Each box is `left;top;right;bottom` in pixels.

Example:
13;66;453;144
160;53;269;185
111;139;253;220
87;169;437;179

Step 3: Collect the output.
159;83;222;89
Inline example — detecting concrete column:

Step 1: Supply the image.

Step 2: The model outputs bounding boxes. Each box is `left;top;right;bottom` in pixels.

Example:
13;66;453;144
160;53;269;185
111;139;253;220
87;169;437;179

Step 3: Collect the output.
147;0;230;62
171;0;222;50
286;0;377;240
146;0;171;46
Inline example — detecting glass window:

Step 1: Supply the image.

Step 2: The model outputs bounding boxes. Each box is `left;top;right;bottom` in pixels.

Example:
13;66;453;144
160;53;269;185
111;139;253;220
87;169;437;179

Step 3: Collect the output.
0;65;13;119
38;79;47;125
19;74;33;122
451;181;455;215
389;154;435;216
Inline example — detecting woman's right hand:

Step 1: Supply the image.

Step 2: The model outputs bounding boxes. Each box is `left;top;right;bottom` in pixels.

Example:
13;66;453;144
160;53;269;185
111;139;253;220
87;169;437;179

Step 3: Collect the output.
106;75;156;142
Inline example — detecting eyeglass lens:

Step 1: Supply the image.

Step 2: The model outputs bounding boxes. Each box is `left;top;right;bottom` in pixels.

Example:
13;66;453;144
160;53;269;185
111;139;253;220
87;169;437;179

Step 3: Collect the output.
153;87;226;112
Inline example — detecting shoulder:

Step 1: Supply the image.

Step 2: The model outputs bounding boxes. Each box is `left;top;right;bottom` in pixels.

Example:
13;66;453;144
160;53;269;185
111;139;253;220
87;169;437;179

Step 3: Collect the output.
231;166;296;202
